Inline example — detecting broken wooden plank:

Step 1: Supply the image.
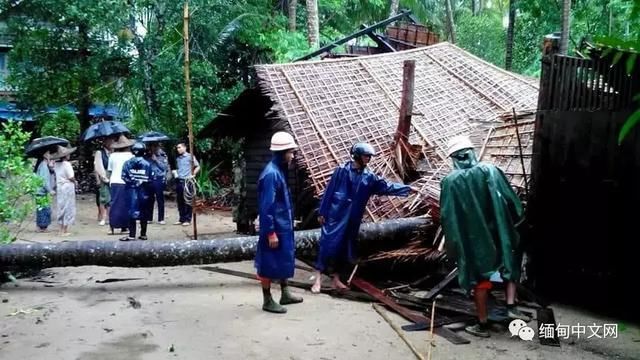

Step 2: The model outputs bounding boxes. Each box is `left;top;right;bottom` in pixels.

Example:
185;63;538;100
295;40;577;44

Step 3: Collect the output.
401;314;474;331
391;291;477;317
424;268;458;299
537;307;561;347
351;277;470;344
200;266;374;302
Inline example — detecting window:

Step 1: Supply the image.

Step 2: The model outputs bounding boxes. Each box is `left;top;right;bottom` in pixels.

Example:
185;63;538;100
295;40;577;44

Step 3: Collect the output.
0;52;6;71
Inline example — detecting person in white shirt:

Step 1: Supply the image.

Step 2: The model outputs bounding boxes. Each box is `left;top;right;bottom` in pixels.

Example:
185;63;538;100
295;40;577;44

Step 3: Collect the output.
107;134;134;235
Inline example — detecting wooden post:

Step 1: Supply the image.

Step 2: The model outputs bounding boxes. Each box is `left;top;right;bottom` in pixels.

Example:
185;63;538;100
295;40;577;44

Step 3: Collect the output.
512;108;529;197
394;60;416;178
183;2;197;239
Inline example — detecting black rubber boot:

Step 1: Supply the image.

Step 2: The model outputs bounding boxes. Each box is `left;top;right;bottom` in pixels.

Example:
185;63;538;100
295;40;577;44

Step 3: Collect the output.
279;282;303;305
262;287;287;314
465;322;490;338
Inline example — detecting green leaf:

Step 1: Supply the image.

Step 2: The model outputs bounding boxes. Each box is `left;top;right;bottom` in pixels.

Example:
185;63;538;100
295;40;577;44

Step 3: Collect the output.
633;93;640;103
618;109;640;145
628;54;638;75
601;47;614;58
612;51;624;66
594;36;629;49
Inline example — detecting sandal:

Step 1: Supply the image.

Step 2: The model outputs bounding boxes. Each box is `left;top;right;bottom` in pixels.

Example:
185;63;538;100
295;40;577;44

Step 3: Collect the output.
119;236;135;241
138;236;148;240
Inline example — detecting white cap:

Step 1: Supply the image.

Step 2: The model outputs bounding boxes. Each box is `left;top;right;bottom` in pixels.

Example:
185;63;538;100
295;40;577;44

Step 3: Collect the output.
270;131;298;151
447;135;474;157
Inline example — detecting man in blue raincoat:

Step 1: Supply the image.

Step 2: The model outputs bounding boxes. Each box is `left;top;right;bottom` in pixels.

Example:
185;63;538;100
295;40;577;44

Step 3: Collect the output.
310;143;418;293
255;131;304;314
120;142;154;241
440;135;530;338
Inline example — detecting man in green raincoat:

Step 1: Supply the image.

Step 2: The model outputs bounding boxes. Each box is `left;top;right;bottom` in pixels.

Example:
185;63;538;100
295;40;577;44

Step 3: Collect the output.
440;135;530;338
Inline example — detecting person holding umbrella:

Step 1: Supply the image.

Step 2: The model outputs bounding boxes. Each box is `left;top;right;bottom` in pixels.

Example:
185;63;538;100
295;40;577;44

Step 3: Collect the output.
107;134;135;234
34;151;55;232
25;136;70;233
81;121;129;143
50;145;78;236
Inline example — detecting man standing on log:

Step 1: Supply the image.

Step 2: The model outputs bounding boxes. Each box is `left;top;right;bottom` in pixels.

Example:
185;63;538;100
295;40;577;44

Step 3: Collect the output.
439;135;530;338
255;131;303;314
311;142;418;293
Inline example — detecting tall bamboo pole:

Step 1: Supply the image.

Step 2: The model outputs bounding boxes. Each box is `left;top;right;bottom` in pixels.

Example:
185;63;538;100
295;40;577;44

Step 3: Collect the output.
183;2;197;239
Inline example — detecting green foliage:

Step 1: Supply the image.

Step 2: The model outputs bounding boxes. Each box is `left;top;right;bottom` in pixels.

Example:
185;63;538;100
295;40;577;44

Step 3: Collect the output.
38;109;81;143
6;0;129;128
593;0;640;144
195;161;222;199
0;123;47;244
456;10;506;68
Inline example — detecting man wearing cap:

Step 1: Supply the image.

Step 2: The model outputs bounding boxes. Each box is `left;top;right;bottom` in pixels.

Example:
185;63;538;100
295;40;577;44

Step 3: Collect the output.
120;142;154;241
255;131;303;314
440;135;530;338
310;142;418;293
174;143;200;226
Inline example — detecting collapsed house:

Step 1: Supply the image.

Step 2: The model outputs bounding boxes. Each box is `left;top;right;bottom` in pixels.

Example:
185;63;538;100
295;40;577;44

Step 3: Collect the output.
199;42;539;234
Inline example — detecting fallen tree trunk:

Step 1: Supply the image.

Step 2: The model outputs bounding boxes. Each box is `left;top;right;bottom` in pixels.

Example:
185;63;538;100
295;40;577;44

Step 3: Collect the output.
0;217;430;269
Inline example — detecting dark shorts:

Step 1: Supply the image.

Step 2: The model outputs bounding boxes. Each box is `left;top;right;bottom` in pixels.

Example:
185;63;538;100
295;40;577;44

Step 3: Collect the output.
98;184;111;206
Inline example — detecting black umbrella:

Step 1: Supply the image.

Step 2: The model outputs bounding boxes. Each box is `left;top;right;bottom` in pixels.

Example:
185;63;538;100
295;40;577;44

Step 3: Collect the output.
80;121;129;142
25;136;70;158
137;131;171;143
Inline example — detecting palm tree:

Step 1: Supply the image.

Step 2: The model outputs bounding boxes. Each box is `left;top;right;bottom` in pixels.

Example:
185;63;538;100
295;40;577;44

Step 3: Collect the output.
505;0;516;70
560;0;571;54
288;0;297;32
444;0;456;43
389;0;400;17
306;0;319;48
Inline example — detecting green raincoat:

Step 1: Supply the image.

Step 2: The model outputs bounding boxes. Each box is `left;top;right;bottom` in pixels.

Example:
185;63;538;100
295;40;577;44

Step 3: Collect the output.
440;149;524;292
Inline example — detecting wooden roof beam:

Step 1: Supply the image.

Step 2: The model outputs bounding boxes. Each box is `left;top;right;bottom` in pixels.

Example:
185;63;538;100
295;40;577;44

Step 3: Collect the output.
294;10;412;62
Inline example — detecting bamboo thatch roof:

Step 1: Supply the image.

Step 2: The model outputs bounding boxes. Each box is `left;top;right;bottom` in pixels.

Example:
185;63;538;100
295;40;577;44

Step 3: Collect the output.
254;42;539;221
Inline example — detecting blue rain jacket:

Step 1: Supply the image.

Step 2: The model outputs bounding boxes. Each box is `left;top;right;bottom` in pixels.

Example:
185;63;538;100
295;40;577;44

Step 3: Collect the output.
121;156;154;220
315;161;411;271
255;154;296;279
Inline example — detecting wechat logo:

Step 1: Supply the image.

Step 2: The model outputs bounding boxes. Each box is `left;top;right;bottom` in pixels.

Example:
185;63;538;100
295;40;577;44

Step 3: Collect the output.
509;319;535;341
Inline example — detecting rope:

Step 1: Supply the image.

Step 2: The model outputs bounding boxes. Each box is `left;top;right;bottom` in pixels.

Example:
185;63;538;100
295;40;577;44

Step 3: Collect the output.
183;176;198;205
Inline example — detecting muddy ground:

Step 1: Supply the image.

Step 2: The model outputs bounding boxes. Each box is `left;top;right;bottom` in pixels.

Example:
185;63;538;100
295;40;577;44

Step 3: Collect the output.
1;197;639;360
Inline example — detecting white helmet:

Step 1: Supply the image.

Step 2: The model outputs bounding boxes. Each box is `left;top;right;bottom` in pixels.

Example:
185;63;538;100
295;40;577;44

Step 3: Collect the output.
270;131;298;152
447;135;474;157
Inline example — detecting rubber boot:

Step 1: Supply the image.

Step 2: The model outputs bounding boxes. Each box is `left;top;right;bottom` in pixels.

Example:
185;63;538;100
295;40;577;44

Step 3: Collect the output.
464;322;490;338
507;305;531;322
262;288;287;314
279;283;303;305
